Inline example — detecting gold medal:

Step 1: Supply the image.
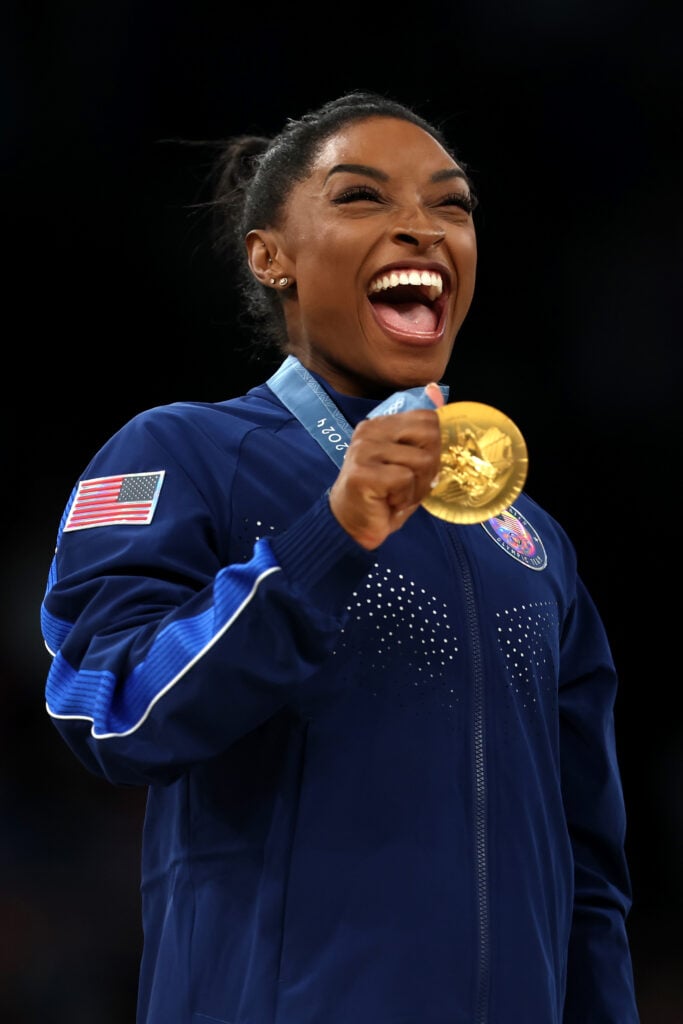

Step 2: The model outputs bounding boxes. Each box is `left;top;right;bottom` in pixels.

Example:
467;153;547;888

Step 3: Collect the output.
422;402;528;525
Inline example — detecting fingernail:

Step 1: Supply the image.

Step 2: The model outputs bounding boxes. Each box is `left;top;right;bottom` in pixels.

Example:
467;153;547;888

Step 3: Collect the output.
425;382;443;407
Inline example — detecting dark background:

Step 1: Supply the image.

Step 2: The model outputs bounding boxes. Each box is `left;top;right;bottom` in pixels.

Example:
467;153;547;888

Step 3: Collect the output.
3;2;681;1021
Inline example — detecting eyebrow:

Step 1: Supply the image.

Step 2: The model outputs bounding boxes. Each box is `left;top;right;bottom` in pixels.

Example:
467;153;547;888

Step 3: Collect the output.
324;163;470;187
325;163;389;183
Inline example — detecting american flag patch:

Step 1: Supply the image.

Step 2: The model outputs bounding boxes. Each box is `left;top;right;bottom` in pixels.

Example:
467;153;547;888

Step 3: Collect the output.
63;471;165;531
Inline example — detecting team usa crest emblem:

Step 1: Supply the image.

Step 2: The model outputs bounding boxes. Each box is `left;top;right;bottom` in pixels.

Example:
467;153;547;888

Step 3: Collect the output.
481;506;547;570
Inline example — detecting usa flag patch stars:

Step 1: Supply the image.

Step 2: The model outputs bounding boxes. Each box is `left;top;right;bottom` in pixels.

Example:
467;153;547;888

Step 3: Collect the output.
63;471;165;531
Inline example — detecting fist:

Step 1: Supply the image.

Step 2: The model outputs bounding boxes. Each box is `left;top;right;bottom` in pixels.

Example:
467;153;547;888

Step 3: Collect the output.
328;384;444;550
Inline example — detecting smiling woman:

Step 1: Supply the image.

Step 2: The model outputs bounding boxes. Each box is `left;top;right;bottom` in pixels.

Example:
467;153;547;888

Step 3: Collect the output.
39;90;640;1024
232;111;478;397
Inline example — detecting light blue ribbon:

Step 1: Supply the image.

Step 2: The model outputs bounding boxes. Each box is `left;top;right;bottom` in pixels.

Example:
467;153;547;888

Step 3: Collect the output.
267;355;448;469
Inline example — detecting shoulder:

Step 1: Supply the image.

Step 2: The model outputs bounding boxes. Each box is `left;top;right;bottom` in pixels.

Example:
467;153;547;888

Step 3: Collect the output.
513;491;579;574
109;383;293;448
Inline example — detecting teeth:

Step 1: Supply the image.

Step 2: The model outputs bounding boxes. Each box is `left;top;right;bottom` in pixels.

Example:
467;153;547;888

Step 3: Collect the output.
369;270;443;300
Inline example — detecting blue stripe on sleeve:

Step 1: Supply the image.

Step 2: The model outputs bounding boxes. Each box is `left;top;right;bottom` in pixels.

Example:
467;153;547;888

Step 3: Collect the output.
45;540;281;738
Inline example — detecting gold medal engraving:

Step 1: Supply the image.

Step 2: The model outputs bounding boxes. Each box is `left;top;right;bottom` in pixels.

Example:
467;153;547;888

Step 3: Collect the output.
422;402;528;524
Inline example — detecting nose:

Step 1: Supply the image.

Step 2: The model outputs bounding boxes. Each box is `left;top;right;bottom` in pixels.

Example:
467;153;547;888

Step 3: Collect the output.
391;218;446;249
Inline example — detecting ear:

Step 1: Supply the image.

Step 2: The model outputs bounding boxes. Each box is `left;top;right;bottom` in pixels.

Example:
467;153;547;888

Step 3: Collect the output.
248;229;296;284
246;229;295;289
246;230;276;284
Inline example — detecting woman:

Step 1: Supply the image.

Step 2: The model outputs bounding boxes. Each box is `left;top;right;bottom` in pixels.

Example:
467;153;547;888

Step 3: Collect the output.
41;91;639;1023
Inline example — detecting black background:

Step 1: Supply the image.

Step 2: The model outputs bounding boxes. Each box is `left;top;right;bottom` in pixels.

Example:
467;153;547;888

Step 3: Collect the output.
3;2;682;1021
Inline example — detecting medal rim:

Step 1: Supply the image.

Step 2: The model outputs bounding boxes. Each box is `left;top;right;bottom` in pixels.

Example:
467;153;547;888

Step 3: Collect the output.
422;401;529;525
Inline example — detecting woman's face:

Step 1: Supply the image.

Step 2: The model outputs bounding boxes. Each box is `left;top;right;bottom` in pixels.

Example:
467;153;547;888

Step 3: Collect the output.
269;116;477;397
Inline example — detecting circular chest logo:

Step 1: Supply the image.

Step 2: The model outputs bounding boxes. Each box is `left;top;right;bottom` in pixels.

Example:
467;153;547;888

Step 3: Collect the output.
481;506;547;570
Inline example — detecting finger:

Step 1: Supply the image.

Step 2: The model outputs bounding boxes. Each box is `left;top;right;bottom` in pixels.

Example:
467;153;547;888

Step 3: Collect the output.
424;382;445;408
346;438;440;500
351;409;441;451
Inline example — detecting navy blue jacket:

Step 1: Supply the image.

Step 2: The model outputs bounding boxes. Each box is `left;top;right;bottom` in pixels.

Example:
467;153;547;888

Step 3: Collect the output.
41;371;639;1023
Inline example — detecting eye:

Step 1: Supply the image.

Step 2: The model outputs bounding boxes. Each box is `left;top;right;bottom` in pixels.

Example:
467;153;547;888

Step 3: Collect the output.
440;191;478;215
332;184;384;205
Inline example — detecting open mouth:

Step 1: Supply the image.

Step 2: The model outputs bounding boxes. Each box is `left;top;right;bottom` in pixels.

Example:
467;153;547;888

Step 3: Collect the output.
368;268;448;337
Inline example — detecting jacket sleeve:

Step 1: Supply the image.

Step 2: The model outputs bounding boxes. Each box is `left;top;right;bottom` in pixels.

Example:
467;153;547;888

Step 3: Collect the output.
40;406;373;787
558;575;640;1023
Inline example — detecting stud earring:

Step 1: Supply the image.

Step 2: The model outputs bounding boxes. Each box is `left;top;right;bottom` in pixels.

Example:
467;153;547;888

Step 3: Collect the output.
278;277;289;287
269;277;276;285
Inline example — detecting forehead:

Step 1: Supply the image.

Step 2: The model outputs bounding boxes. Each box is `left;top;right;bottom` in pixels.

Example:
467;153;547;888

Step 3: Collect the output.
309;116;461;180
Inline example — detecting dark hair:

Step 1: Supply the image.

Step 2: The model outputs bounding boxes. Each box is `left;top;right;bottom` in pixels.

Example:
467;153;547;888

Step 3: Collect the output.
208;90;473;354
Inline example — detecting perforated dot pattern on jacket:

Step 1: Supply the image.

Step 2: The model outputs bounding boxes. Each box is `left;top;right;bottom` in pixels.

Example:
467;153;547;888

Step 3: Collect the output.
334;563;462;712
495;600;559;716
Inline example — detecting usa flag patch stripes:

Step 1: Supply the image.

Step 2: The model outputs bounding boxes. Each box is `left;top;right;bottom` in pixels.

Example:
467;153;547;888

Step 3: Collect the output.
63;471;165;531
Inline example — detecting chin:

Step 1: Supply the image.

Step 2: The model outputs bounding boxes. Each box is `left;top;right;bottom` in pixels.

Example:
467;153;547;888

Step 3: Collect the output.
381;349;451;389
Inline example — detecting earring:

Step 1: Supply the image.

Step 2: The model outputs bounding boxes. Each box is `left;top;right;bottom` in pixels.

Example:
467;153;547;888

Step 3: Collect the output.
278;277;289;287
269;277;276;285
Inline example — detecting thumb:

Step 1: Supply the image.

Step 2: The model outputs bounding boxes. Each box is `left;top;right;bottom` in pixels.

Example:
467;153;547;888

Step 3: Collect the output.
424;382;445;408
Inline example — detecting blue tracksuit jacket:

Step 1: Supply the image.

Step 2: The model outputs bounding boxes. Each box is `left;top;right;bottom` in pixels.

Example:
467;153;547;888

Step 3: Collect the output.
41;369;639;1023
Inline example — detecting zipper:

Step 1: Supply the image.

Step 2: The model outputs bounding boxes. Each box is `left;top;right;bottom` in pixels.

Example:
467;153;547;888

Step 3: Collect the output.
448;529;490;1024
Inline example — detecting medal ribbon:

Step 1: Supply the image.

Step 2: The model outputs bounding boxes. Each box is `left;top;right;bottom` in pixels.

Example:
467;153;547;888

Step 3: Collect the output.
267;355;449;470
